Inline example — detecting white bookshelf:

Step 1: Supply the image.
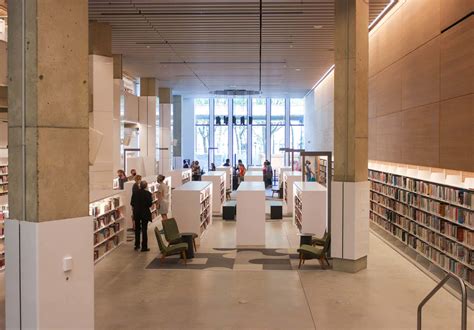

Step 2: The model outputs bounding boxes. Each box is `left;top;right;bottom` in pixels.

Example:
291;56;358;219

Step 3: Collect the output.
245;171;263;182
278;166;292;185
216;166;232;190
202;171;226;215
172;181;213;244
169;169;192;188
0;204;7;271
368;164;473;288
283;171;302;216
89;190;126;264
236;182;266;246
293;182;327;235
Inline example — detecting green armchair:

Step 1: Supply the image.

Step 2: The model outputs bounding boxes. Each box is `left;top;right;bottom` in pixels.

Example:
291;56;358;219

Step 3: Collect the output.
297;233;331;269
162;218;198;251
311;231;329;247
154;227;189;265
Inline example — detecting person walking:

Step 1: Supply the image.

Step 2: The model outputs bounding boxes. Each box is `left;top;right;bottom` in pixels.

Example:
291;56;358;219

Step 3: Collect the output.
157;175;170;220
131;180;153;252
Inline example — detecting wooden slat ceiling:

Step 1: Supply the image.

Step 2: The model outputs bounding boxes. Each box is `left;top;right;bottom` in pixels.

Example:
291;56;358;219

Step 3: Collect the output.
89;0;392;96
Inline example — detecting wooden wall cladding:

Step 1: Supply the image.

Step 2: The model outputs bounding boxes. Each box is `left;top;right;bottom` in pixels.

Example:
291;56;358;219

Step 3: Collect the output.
368;0;474;172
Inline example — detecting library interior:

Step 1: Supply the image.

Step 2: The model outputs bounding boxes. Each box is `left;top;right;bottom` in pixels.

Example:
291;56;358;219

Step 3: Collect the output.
0;0;473;329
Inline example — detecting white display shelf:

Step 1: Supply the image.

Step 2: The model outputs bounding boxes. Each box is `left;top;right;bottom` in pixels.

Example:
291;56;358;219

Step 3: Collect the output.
169;169;192;188
245;171;263;182
278;166;292;184
0;204;7;270
236;182;266;246
293;182;327;236
202;171;226;215
0;164;7;196
90;190;126;264
171;181;213;244
283;171;302;216
216;166;232;190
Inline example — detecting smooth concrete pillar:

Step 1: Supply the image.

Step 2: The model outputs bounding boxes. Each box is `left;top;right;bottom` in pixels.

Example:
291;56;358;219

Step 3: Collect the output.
173;95;183;167
331;0;369;272
138;78;158;176
7;0;93;328
113;55;123;172
159;87;172;175
89;21;114;189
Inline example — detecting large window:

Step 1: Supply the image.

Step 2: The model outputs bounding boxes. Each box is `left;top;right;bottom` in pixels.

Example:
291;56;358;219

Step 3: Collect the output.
191;97;304;169
195;98;210;170
233;98;248;165
290;98;304;150
271;98;285;166
251;98;266;165
214;98;229;166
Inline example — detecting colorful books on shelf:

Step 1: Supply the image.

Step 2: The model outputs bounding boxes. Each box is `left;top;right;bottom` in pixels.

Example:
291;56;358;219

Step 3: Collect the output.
369;169;473;287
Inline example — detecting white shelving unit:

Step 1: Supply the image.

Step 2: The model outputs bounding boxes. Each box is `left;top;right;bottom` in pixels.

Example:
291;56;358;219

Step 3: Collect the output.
90;190;126;264
293;182;327;235
236;182;266;246
172;181;213;244
283;171;302;216
278;166;292;185
169;169;192;188
245;171;263;182
202;171;226;215
0;164;8;201
216;166;232;190
0;204;7;271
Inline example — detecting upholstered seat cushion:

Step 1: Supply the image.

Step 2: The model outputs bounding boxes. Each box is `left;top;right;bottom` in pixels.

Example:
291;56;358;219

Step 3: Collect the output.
165;242;188;255
297;244;323;258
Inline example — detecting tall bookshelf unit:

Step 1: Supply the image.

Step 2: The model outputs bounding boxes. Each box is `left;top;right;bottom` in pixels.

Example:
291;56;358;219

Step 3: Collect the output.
216;166;232;191
90;192;126;264
0;204;7;271
172;181;212;244
283;171;302;216
202;171;226;215
169;169;192;188
317;158;333;187
368;165;473;289
148;176;172;222
293;182;327;235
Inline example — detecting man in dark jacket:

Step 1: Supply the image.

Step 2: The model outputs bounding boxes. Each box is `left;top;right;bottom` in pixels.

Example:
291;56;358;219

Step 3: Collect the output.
131;180;153;251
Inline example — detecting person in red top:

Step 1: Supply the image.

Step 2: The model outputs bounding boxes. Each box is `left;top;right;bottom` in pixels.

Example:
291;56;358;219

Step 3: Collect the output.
237;159;246;184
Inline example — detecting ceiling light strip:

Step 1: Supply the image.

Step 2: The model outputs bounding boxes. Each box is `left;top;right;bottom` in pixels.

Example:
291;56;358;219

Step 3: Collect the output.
368;0;397;31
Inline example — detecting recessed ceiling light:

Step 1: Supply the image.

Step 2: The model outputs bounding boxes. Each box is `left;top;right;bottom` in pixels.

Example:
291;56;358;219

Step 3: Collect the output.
313;25;323;29
289;45;293;48
295;68;301;71
146;45;151;49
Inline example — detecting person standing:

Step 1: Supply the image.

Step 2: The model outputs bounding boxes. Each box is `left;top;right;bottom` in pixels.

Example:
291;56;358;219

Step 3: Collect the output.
192;161;201;181
132;175;142;194
157;175;170;220
131;180;153;252
237;159;246;184
223;158;231;167
128;168;137;181
265;161;273;188
183;160;189;168
117;169;128;190
305;160;314;181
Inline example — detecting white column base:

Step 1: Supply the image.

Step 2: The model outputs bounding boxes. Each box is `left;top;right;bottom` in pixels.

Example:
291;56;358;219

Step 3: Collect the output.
6;216;94;329
331;181;369;261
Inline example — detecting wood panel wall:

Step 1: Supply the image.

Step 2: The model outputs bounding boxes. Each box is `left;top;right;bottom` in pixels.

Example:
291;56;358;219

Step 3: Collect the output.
368;0;474;172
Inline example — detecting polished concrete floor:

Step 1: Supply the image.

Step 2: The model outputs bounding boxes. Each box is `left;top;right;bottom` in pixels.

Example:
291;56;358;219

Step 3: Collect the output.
0;216;472;329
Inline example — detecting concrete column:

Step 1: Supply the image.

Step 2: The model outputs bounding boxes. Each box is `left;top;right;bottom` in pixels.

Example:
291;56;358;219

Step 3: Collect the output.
173;95;183;166
7;1;93;328
89;21;114;189
181;97;195;163
113;55;123;173
137;78;158;176
159;87;172;175
331;0;369;272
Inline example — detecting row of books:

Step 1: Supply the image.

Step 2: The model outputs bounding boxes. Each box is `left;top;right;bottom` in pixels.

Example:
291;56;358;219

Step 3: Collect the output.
0;166;7;174
94;236;120;261
371;203;473;264
371;181;473;227
90;197;121;217
371;191;473;246
0;184;7;194
0;206;8;220
370;214;473;285
94;210;122;232
0;175;7;184
368;170;473;208
199;187;211;203
94;222;121;246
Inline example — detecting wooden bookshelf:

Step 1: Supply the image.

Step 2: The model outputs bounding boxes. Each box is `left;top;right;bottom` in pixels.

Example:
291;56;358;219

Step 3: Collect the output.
90;192;126;264
0;204;7;271
172;181;213;244
368;168;473;288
